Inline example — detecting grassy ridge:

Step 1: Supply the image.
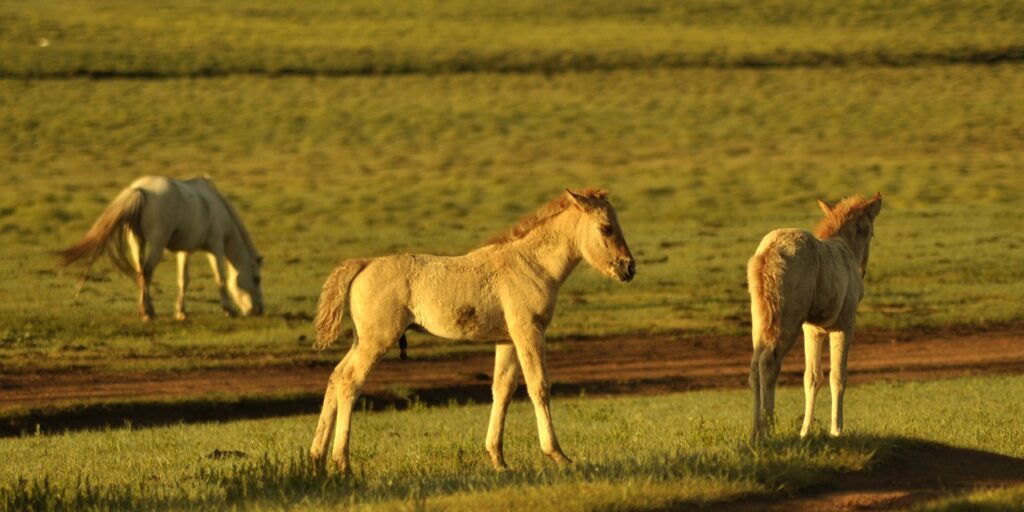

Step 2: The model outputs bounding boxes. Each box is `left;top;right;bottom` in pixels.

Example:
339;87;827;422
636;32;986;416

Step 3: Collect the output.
1;65;1022;373
3;0;1024;77
1;375;1021;510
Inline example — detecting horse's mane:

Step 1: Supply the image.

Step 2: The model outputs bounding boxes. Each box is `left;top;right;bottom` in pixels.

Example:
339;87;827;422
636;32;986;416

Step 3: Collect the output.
193;177;261;259
813;195;875;239
484;188;608;246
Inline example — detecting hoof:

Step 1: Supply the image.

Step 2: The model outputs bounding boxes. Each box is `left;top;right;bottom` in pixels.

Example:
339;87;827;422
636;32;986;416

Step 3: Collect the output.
546;450;573;466
141;314;155;322
174;312;187;321
332;458;351;476
488;446;508;471
489;455;508;471
310;453;329;474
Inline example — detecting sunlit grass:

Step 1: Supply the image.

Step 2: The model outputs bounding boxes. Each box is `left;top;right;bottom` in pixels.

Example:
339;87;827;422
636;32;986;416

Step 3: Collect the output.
3;0;1023;77
917;484;1024;511
1;375;1021;510
1;64;1022;373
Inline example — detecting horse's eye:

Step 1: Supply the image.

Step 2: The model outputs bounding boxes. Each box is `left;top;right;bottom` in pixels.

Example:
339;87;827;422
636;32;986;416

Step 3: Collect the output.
599;225;613;236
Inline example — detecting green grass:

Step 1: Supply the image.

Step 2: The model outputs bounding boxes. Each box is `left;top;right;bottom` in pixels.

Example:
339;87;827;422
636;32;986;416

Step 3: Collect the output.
1;64;1022;374
3;0;1023;77
918;485;1024;511
3;2;1022;509
1;375;1022;510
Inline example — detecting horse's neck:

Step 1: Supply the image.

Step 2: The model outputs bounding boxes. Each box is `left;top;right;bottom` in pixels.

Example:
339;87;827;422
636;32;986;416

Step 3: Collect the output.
502;213;581;285
825;231;867;271
222;221;254;269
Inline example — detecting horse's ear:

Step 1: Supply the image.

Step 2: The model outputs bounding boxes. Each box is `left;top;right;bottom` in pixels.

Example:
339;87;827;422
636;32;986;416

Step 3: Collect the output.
565;189;589;210
868;192;882;218
816;199;832;215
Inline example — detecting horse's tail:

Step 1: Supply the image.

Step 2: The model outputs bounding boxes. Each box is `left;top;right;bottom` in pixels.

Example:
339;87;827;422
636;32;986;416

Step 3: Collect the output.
314;259;371;350
747;246;783;348
59;187;145;284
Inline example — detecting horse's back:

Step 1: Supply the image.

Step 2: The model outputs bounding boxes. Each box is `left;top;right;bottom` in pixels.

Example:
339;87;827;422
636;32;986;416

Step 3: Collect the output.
123;176;223;250
752;229;817;259
748;229;821;343
128;175;177;195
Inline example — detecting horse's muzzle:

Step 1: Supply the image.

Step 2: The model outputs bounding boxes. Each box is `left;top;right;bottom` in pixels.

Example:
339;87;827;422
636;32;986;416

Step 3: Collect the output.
617;259;636;282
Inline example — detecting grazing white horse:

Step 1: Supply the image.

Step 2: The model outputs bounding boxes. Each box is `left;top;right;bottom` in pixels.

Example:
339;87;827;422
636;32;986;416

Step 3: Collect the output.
747;193;882;440
310;189;636;474
60;175;264;321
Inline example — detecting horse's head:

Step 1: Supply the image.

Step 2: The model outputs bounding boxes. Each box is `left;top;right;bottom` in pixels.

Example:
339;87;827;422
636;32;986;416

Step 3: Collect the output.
565;189;636;282
228;254;264;316
816;192;882;275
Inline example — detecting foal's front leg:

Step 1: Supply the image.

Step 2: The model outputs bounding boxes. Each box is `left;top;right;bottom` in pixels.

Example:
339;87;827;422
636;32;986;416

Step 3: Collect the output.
828;329;853;436
508;319;571;465
485;343;519;469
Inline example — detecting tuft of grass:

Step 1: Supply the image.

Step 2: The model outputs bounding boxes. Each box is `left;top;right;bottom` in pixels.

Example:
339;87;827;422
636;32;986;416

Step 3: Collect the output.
915;484;1024;511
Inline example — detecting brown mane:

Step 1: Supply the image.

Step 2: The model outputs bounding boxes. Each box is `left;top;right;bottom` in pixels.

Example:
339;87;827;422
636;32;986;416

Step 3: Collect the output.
485;188;608;246
813;195;875;239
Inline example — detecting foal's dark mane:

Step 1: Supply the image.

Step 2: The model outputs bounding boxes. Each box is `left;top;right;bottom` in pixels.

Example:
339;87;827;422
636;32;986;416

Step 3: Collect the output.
484;188;608;246
814;195;876;239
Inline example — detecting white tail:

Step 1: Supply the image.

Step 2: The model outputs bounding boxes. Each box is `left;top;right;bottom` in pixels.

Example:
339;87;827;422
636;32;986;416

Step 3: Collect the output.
59;187;145;287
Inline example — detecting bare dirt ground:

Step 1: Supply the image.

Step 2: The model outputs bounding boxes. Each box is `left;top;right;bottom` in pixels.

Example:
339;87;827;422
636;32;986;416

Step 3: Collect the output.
3;325;1023;418
2;325;1023;510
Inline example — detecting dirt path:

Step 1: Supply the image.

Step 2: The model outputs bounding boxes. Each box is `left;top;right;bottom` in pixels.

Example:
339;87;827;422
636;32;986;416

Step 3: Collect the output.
3;326;1023;414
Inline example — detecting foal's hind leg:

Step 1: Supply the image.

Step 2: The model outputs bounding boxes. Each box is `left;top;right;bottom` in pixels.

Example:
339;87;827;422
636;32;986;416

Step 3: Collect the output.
329;334;396;474
310;348;354;468
800;324;827;438
749;346;764;441
485;343;519;470
757;323;801;438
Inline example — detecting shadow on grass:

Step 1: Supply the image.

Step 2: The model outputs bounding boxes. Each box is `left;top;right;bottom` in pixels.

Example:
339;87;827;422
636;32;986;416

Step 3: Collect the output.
136;434;890;509
0;394;326;438
4;434;1023;510
702;437;1024;512
0;374;737;438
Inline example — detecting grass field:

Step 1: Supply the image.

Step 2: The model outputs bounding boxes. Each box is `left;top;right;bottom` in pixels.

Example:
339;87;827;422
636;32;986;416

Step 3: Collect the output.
1;65;1022;373
2;0;1024;509
4;0;1023;77
1;375;1022;510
